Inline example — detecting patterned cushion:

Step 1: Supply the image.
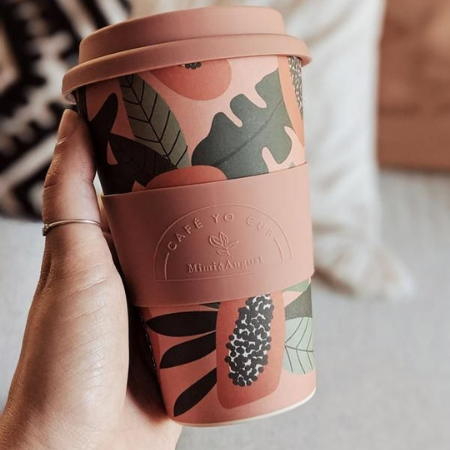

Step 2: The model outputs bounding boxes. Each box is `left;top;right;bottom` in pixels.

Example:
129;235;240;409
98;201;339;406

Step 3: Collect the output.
0;0;130;218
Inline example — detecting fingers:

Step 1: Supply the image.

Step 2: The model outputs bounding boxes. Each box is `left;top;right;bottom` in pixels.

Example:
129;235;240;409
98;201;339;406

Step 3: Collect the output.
41;110;113;278
43;110;100;234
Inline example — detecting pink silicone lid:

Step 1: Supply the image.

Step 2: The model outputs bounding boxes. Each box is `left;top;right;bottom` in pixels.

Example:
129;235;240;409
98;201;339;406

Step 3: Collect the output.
79;6;287;63
63;6;311;100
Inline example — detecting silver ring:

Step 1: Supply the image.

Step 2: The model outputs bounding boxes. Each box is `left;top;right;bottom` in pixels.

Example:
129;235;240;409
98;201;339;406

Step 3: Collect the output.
42;219;102;236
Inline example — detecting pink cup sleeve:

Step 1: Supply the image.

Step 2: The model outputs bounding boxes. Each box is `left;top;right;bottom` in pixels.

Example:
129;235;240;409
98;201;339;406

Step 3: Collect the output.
102;164;314;307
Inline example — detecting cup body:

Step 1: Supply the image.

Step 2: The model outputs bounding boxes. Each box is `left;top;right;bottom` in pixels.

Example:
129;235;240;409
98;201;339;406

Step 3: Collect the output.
66;7;315;426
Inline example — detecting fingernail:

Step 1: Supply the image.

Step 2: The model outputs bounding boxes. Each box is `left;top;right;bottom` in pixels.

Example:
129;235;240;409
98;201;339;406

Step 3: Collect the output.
57;109;79;144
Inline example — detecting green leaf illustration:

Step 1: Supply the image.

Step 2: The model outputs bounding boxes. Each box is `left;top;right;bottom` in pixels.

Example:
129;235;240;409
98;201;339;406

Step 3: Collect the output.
284;285;312;320
283;285;315;375
283;316;315;375
120;74;189;169
284;279;310;295
109;133;175;187
192;69;293;179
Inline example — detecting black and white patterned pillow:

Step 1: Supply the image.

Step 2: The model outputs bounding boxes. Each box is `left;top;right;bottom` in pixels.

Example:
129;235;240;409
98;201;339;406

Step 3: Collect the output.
0;0;130;219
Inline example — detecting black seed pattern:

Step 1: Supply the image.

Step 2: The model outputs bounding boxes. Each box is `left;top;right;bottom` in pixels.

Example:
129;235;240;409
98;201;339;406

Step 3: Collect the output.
184;62;202;70
225;294;274;387
288;56;303;117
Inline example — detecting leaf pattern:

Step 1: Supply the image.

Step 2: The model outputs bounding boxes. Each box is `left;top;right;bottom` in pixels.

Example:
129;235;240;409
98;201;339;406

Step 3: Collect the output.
174;369;217;417
160;332;216;369
146;311;217;337
283;284;315;375
284;285;312;320
147;310;219;415
109;133;176;187
87;93;137;195
283;317;315;375
192;69;293;179
284;279;310;295
120;74;189;169
148;283;314;416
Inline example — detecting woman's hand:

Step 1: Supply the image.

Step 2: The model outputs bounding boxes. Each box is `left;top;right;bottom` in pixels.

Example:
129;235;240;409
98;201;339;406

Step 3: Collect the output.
0;110;181;450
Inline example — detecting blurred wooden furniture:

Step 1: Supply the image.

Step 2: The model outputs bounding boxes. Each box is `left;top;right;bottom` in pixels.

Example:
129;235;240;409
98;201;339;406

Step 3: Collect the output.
378;0;450;171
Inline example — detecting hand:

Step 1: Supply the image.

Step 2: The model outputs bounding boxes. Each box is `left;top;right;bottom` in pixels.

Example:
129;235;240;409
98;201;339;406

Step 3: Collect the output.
0;110;181;450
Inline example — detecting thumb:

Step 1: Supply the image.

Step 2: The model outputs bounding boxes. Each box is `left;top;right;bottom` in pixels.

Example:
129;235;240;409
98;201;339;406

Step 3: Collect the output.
42;109;112;270
1;111;129;448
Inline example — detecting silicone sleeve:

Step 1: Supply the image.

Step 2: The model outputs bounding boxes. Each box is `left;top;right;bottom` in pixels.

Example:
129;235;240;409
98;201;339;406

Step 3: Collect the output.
102;164;314;307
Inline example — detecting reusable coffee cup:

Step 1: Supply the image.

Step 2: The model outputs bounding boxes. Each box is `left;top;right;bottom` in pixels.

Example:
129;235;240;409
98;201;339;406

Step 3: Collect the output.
63;6;315;426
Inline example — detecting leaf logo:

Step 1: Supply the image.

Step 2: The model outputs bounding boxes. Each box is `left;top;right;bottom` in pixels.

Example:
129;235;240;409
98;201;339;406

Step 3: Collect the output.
208;232;239;257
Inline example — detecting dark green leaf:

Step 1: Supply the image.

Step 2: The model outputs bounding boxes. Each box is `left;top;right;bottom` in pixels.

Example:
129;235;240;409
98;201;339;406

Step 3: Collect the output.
147;311;217;337
120;74;189;169
160;332;216;369
174;369;217;417
87;94;135;194
192;69;293;179
109;133;175;187
284;285;312;320
284;279;310;294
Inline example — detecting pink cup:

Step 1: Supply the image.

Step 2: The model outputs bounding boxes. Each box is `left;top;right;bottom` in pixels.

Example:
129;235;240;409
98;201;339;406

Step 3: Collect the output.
63;6;315;426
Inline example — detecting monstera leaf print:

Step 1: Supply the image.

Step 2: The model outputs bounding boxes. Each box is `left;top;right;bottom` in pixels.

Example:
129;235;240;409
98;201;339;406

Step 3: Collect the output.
120;74;189;169
283;285;315;375
192;69;294;179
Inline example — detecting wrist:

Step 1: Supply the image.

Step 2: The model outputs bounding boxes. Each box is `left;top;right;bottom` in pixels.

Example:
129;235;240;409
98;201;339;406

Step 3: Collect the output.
0;405;107;450
0;407;47;450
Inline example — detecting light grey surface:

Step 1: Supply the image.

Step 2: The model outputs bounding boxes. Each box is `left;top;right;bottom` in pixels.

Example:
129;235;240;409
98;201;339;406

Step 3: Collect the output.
0;219;44;408
1;170;449;449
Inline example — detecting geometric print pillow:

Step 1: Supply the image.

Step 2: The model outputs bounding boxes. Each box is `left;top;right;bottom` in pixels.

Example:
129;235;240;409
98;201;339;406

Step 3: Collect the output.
0;0;130;218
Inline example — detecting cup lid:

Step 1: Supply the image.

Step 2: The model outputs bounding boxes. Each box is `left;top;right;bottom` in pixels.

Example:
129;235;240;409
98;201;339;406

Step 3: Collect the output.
62;6;311;101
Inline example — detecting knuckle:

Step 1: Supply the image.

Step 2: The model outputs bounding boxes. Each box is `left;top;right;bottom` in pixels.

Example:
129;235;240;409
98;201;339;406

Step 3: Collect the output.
43;149;64;190
48;249;118;295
